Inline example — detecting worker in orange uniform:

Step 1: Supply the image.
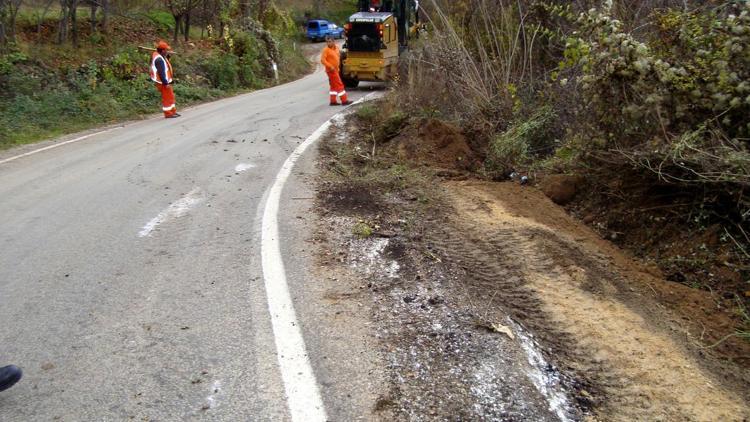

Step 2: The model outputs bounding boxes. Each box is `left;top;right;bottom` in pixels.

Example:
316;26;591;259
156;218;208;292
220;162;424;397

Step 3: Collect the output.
149;41;180;118
320;35;352;106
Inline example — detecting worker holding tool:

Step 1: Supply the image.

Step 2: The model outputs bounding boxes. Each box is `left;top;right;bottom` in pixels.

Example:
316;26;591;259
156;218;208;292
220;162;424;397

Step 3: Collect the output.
320;36;351;106
149;41;180;118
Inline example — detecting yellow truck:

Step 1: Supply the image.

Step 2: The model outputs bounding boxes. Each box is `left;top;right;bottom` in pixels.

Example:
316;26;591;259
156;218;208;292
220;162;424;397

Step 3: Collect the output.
340;0;417;88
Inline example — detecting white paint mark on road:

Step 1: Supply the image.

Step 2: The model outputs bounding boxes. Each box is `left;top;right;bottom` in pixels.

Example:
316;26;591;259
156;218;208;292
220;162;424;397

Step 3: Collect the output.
138;187;204;237
0;127;120;166
204;380;222;410
235;163;256;173
260;92;381;421
261;122;331;422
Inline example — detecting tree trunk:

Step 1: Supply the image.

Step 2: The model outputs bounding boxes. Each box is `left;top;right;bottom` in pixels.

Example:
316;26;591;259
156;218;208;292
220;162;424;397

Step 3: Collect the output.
8;11;15;42
5;0;20;43
183;11;189;42
101;0;107;32
0;0;7;46
172;14;180;45
0;11;6;47
57;0;68;44
36;0;54;38
70;0;78;47
90;1;97;33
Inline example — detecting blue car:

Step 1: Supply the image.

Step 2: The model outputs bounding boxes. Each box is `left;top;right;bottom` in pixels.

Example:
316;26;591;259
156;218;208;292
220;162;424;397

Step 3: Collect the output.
307;20;344;42
328;23;344;39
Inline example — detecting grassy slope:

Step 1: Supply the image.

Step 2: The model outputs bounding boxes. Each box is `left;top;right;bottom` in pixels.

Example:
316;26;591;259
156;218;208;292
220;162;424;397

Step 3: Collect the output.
0;10;310;149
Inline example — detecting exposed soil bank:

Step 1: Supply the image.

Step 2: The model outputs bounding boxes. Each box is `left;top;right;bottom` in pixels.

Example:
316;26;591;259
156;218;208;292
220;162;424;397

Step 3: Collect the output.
313;112;750;421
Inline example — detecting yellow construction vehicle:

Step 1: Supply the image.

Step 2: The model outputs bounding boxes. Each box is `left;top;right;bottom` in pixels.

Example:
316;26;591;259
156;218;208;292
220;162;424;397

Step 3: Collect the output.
340;0;418;88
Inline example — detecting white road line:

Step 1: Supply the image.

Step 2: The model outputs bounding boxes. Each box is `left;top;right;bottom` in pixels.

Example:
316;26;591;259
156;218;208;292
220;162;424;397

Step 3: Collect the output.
0;128;119;166
260;93;379;422
138;187;204;237
261;120;331;422
235;163;256;173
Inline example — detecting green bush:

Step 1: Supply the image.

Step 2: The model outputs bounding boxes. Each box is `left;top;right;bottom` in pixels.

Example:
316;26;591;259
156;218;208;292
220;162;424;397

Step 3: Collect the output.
277;38;311;82
485;106;557;176
558;2;750;192
231;30;261;58
357;104;378;122
202;52;240;90
562;4;750;140
145;11;175;31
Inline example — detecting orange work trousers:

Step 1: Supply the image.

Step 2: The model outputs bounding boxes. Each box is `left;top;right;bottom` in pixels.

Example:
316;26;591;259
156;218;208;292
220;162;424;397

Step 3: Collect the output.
327;70;348;104
156;83;177;117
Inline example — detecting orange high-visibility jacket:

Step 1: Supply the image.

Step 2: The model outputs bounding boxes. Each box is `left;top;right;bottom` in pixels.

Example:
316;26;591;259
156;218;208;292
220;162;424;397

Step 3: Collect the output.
321;45;340;72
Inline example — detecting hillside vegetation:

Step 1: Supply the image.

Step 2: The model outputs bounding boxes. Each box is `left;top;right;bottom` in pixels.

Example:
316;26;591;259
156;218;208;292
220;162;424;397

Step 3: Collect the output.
0;0;332;148
384;0;750;346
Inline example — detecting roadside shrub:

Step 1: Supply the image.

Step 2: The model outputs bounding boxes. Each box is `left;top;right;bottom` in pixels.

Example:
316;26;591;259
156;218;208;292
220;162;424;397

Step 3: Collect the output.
231;30;261;58
277;38;311;82
562;3;750;141
202;52;239;90
356;104;378;122
108;49;141;80
559;2;750;218
263;5;298;38
378;111;408;141
352;221;374;238
485;106;557;176
238;57;262;88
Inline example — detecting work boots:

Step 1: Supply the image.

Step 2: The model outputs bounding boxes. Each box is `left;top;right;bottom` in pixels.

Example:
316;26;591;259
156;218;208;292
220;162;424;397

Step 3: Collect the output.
0;365;22;392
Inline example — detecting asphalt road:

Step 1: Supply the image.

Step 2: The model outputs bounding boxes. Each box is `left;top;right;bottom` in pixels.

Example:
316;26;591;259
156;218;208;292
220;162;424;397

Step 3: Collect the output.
0;59;382;421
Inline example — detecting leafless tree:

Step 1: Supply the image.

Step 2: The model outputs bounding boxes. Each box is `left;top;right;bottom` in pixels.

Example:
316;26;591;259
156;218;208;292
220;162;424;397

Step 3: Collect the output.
34;0;55;38
164;0;201;43
56;0;68;43
0;0;8;46
83;0;109;33
0;0;23;45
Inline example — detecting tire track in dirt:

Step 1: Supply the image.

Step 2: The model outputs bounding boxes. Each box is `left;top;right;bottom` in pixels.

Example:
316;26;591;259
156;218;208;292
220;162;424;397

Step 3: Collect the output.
436;180;749;421
315;191;579;418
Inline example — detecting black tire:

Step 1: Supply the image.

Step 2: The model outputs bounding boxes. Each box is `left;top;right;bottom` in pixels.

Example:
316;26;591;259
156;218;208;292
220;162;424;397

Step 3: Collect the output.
343;77;360;89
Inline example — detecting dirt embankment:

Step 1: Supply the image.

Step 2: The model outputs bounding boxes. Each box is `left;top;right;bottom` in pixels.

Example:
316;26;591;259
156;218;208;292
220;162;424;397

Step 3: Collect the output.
440;180;749;421
314;113;750;421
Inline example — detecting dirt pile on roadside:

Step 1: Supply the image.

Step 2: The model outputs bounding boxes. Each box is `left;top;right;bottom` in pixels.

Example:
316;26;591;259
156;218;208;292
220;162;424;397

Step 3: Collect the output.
539;174;584;205
394;119;478;171
315;109;750;421
439;181;750;421
566;175;750;350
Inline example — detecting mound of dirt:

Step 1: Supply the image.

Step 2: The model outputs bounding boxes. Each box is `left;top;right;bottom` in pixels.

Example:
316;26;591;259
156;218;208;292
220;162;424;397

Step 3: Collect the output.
539;174;584;205
395;119;478;171
439;181;750;420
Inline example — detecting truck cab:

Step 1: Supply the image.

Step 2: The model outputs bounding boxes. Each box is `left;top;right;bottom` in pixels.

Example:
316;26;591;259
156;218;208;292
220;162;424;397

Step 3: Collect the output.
341;12;400;87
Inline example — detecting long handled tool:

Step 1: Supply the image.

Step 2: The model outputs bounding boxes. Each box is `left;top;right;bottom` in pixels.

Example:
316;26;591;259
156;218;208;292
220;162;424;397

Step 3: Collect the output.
137;46;177;55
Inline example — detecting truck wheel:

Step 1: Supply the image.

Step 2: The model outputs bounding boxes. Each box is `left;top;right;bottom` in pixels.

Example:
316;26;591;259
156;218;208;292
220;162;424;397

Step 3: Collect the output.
343;77;359;89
